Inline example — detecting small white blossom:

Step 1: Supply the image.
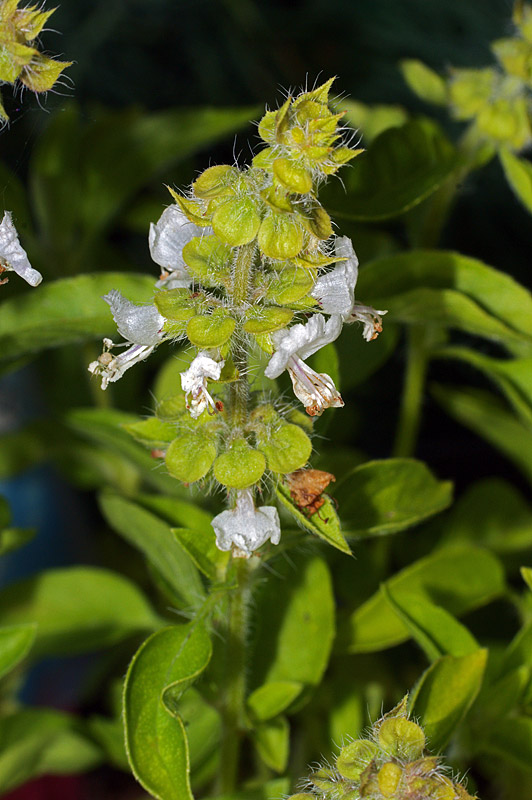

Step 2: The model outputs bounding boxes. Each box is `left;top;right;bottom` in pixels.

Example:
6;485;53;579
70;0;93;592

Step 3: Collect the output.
347;303;387;342
181;351;224;418
0;211;42;287
211;489;281;557
311;236;359;318
265;314;344;416
312;235;387;341
104;290;165;346
149;205;207;289
88;339;156;390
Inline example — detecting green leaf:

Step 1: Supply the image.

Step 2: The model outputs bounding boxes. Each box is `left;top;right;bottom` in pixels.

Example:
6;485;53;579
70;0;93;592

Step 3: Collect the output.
0;624;36;680
334;458;453;537
432;385;532;485
123;417;178;448
499;147;532;215
0;567;159;657
136;492;213;537
99;493;205;609
276;482;350;555
441;478;532;553
0;273;155;362
522;566;532;592
342;545;504;653
31;103;258;248
0;708;102;794
358;250;532;347
374;287;529;346
250;554;335;688
123;623;212;800
400;59;448;105
434;347;532;426
482;716;532;774
66;407;183;495
321;119;460;221
247;681;303;722
382;589;479;660
166;432;218;483
253;717;289;773
172;528;230;581
409;649;487;751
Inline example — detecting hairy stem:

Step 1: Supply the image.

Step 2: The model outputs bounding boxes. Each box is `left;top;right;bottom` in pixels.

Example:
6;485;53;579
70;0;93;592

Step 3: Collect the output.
217;558;252;794
228;242;256;431
393;326;430;458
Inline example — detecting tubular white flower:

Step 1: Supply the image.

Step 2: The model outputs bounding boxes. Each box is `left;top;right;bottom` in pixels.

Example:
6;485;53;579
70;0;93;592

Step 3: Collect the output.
180;351;224;419
89;292;166;390
211;489;281;557
88;339;156;390
0;211;42;287
311;235;387;340
311;235;359;318
265;314;344;416
149;205;207;289
104;290;165;346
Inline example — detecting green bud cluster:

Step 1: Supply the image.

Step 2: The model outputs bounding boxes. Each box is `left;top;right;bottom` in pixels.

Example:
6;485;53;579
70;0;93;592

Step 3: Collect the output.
142;79;362;493
448;1;532;149
0;0;72;122
288;698;477;800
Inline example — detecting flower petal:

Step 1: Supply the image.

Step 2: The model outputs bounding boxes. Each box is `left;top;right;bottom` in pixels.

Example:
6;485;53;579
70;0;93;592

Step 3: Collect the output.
104;290;165;346
149;204;207;281
211;489;281;557
0;211;42;287
311;236;359;317
265;314;343;379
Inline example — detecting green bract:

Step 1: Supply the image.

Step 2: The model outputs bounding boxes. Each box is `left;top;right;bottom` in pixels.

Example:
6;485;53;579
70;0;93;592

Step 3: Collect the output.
213;439;266;489
243;306;294;334
186;310;236;348
212;196;261;246
165;433;217;483
182;236;232;287
257;422;312;474
258;211;304;259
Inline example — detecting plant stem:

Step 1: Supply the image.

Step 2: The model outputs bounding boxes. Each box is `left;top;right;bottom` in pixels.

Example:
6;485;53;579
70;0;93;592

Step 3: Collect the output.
228;242;255;431
393;326;429;457
217;558;252;795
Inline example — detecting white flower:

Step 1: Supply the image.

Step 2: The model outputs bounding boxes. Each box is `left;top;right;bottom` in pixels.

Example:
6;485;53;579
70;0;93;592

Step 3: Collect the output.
88;339;156;390
347;303;387;342
311;235;387;341
89;292;166;390
311;236;359;318
149;205;207;289
0;211;42;287
265;314;344;416
181;351;224;418
211;489;281;557
104;290;165;346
